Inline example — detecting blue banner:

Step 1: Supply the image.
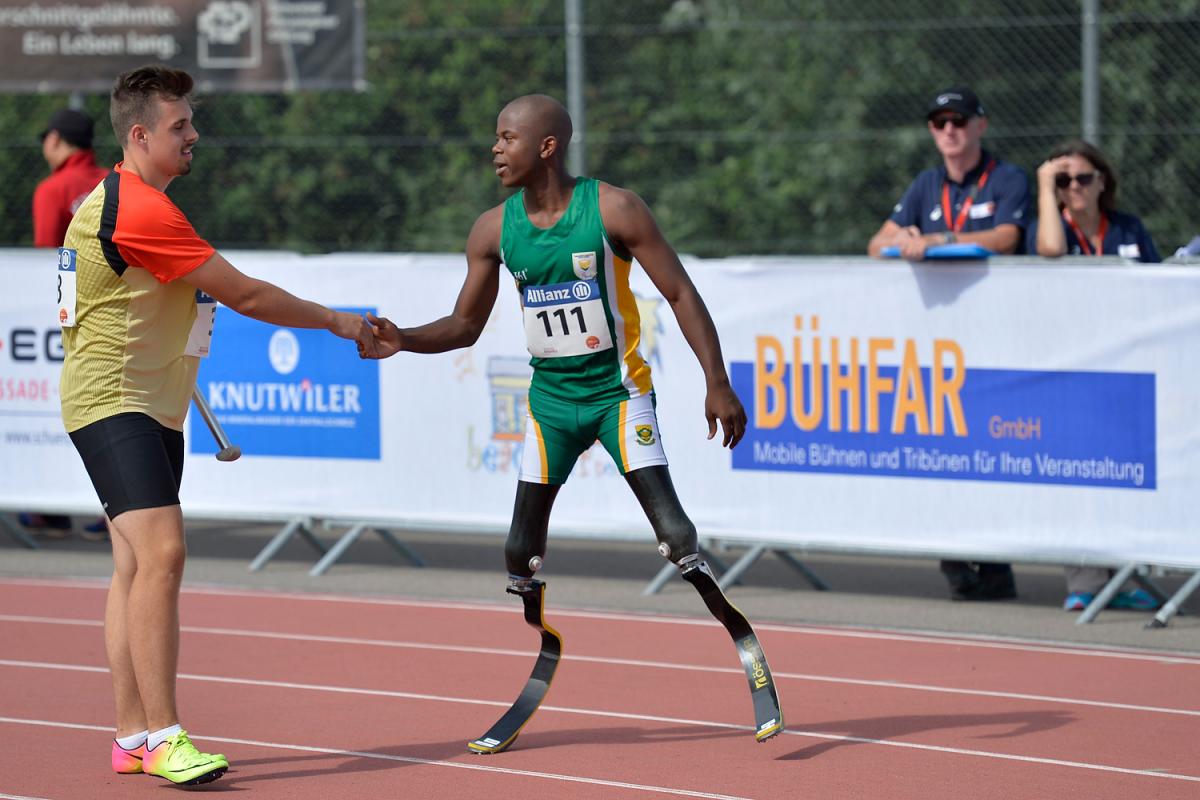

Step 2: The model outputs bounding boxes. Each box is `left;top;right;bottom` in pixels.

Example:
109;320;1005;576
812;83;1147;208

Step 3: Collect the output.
191;308;380;460
731;362;1155;490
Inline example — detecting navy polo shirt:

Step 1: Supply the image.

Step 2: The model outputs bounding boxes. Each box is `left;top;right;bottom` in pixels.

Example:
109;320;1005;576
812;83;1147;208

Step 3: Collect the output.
1025;210;1161;263
888;150;1031;252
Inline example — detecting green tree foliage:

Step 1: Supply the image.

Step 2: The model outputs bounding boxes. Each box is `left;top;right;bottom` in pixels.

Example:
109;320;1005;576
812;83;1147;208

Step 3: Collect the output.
1;1;1196;256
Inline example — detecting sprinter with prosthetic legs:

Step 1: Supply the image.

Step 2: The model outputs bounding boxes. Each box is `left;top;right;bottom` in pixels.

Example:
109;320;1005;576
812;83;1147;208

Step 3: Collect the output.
364;93;781;753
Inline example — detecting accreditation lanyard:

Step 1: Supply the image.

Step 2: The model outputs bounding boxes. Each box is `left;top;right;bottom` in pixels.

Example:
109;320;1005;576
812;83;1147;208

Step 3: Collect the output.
1063;210;1109;256
941;159;996;233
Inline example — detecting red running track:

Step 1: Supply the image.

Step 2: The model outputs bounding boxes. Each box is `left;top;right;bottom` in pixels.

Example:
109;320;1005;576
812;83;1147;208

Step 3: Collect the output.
1;577;1198;799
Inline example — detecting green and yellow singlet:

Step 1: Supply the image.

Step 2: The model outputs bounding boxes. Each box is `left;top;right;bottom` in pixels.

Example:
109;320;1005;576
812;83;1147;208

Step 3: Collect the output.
500;177;652;404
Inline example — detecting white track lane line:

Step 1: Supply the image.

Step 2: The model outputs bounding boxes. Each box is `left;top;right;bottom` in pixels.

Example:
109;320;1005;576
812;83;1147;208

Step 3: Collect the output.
0;716;751;800
0;794;53;800
3;577;1197;665
2;614;1198;718
2;663;1198;784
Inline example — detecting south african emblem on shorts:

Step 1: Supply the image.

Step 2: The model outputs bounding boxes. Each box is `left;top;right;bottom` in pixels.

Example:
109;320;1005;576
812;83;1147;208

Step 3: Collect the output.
572;251;598;280
635;424;656;446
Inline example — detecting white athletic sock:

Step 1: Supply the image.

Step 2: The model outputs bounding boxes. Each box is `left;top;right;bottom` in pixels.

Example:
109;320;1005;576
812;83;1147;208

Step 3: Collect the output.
115;730;148;750
147;724;182;751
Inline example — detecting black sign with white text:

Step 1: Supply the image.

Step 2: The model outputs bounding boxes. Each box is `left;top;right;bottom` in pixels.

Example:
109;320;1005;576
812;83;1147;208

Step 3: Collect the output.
0;0;365;93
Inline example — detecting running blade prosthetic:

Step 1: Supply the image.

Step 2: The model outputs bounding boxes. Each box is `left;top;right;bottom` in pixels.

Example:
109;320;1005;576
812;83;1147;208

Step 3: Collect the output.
682;561;784;741
468;579;562;754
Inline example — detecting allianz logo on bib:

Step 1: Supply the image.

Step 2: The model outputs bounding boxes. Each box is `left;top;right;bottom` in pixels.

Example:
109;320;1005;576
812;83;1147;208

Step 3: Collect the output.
191;309;381;460
524;279;597;307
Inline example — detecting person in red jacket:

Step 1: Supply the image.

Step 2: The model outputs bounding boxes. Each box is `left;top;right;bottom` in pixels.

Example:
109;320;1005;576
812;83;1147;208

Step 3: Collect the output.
33;108;109;247
22;109;111;537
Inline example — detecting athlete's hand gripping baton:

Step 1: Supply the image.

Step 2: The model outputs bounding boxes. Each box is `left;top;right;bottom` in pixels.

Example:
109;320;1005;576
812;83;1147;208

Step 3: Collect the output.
192;387;241;462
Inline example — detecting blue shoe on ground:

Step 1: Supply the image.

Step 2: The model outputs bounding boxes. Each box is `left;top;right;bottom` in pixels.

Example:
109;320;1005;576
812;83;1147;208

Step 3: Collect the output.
80;516;110;542
20;513;71;530
1108;589;1161;610
18;513;71;538
1063;592;1094;611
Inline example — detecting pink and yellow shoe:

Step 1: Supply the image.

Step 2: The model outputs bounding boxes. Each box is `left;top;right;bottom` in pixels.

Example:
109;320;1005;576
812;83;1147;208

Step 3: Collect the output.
111;740;145;774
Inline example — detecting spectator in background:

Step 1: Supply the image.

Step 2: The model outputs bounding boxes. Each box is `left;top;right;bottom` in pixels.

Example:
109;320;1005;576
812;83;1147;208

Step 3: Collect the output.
868;86;1029;601
1062;567;1159;612
21;109;110;539
868;86;1030;261
1175;235;1200;259
1028;139;1160;263
1029;140;1161;611
34;108;109;247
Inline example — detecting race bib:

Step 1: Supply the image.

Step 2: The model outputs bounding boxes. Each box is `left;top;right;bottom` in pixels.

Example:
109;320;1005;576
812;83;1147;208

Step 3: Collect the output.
57;248;77;327
184;290;216;358
522;279;612;358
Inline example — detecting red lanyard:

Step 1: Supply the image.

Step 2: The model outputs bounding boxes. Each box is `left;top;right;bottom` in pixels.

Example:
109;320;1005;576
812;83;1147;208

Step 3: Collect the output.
941;159;996;232
1063;210;1108;256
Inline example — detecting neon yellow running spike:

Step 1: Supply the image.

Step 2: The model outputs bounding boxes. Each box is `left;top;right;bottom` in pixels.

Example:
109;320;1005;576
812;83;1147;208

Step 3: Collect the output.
142;730;229;786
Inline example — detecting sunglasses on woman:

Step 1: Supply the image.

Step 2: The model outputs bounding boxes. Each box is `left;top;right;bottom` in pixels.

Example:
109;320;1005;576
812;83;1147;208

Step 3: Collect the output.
1055;172;1099;189
930;114;968;130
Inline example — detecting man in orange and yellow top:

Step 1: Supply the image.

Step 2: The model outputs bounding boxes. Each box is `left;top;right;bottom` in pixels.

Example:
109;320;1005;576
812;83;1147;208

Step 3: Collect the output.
60;64;376;785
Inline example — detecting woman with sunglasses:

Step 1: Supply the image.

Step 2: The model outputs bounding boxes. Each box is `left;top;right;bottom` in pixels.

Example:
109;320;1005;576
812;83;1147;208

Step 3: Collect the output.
1029;140;1162;613
1029;139;1160;262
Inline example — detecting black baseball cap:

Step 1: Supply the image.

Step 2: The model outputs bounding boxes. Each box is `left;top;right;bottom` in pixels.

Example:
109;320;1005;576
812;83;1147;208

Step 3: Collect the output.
39;108;95;149
926;87;985;120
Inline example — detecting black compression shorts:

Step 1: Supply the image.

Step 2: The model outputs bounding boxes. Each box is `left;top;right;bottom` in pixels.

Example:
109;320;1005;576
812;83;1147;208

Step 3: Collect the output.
68;412;184;519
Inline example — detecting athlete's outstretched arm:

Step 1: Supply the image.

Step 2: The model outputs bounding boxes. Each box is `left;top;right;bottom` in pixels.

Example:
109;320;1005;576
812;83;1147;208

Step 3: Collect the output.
187;252;375;356
366;206;504;358
598;184;746;448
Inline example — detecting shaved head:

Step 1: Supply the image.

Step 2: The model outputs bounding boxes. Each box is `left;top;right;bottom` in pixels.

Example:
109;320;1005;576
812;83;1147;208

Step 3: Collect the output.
501;94;573;154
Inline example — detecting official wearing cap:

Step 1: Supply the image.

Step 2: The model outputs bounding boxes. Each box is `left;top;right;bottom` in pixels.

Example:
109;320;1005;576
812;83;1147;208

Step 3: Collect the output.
867;87;1027;601
867;86;1030;262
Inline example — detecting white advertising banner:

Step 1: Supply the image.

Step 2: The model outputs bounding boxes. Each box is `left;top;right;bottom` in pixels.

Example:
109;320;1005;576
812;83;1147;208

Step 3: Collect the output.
2;250;1198;567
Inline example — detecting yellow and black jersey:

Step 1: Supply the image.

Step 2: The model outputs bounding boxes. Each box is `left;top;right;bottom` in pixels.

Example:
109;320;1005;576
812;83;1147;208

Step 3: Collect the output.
60;162;215;432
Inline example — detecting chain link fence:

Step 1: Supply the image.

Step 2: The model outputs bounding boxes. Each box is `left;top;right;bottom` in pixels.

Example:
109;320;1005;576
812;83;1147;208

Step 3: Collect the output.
1;0;1196;256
